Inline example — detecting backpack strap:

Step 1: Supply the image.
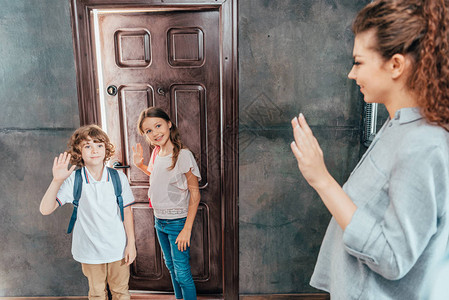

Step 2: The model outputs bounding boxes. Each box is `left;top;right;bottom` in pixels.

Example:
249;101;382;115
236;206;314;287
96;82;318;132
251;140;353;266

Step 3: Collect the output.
67;168;82;234
108;167;124;222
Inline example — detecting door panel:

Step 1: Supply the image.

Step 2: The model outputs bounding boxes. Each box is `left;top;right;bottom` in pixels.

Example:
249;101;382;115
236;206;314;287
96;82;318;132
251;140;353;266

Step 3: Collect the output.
93;8;222;293
171;84;208;187
132;203;210;281
118;85;154;184
115;29;152;68
132;205;163;280
189;204;210;280
168;27;204;67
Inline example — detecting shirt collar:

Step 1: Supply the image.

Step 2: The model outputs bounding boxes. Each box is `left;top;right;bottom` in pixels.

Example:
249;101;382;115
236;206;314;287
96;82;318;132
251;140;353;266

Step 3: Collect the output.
82;166;109;184
393;107;423;125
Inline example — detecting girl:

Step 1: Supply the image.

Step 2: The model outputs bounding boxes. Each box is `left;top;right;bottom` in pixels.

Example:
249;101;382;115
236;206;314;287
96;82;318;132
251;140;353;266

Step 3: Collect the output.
132;107;200;300
291;0;449;299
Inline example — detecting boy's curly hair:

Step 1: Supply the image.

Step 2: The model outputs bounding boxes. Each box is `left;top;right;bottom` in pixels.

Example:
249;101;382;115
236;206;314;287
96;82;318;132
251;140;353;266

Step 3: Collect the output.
67;125;115;167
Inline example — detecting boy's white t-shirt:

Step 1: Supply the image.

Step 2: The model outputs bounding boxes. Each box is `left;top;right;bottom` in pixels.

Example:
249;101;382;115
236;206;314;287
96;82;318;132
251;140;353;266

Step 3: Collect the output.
56;166;135;264
148;149;201;219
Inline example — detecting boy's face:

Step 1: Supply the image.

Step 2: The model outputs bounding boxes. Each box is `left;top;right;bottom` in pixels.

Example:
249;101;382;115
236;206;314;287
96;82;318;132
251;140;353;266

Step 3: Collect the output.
80;137;106;167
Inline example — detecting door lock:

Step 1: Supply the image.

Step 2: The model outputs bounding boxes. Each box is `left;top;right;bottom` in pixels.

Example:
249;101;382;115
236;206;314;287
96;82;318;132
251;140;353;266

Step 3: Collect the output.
107;85;118;96
157;87;166;96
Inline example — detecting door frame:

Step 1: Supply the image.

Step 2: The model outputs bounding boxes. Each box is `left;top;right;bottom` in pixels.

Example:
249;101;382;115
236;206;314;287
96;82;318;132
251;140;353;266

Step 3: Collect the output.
69;0;239;299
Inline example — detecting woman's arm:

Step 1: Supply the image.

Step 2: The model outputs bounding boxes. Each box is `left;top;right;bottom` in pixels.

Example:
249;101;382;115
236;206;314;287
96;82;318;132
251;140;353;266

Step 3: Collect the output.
343;144;446;280
292;113;448;280
176;170;201;252
290;113;356;230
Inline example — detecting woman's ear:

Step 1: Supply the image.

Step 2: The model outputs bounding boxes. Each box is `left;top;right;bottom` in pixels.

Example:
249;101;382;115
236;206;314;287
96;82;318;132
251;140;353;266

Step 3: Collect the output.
390;53;407;79
168;121;172;129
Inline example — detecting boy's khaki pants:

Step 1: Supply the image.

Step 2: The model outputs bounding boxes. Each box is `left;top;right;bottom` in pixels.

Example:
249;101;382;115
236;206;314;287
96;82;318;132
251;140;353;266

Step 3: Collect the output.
81;259;130;300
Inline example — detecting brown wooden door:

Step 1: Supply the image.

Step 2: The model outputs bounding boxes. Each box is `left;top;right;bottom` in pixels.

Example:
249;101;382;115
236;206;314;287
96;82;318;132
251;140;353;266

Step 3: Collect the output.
92;8;221;293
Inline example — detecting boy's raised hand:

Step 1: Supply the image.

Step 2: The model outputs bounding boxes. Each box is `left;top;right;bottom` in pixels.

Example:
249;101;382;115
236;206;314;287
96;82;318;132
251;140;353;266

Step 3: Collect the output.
52;152;76;182
132;143;144;167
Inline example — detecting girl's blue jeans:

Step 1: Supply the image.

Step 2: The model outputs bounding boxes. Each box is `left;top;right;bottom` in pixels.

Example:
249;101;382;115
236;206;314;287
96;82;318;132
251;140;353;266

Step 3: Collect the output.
155;217;197;300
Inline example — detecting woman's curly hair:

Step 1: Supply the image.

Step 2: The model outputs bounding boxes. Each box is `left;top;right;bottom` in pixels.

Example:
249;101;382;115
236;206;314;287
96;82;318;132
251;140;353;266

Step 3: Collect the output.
353;0;449;130
67;124;115;167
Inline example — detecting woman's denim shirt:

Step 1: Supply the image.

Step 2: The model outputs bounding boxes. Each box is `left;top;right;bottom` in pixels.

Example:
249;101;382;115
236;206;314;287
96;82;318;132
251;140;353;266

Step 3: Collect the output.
310;107;449;300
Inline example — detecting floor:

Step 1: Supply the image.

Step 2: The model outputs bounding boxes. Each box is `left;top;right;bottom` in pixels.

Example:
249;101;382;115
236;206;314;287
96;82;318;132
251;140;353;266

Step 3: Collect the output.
132;294;223;300
0;293;329;300
0;294;223;300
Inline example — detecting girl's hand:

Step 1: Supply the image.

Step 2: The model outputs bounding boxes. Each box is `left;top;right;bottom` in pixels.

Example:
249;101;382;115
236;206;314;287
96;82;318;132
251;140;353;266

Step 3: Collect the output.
290;113;331;190
175;228;192;252
52;152;76;182
132;143;144;167
124;243;137;266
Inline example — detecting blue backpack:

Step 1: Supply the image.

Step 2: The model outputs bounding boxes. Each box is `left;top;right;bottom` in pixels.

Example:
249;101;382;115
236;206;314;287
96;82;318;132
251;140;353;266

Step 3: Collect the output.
67;167;124;234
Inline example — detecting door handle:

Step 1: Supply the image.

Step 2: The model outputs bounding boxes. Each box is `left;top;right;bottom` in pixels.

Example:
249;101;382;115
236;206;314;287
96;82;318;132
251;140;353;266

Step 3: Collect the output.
112;161;130;169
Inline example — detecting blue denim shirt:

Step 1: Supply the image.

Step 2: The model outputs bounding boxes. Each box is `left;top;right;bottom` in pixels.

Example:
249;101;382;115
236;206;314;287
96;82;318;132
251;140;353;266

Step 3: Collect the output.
310;107;449;300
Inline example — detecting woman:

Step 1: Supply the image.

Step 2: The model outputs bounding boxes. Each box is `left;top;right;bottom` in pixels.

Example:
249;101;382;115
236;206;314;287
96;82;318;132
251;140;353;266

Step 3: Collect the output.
291;0;449;299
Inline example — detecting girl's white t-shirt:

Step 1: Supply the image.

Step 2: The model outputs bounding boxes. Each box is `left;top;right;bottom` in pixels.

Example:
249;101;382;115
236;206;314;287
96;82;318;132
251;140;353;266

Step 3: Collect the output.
148;149;201;219
56;166;135;264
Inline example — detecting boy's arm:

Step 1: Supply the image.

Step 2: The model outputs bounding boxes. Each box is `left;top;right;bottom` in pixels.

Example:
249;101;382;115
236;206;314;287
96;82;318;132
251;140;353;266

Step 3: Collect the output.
40;152;76;215
123;206;137;265
40;179;65;215
175;170;201;252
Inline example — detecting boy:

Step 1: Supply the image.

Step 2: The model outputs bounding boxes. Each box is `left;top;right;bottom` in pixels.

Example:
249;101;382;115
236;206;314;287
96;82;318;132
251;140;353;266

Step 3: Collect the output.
40;125;136;299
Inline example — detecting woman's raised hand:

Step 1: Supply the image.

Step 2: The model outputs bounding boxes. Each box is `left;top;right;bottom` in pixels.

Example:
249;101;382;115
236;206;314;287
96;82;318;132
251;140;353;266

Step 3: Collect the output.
132;143;144;167
290;113;331;190
52;152;76;182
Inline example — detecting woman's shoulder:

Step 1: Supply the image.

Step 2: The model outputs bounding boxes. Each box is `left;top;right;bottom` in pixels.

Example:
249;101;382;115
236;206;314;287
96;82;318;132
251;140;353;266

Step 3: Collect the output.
407;121;448;144
399;121;449;157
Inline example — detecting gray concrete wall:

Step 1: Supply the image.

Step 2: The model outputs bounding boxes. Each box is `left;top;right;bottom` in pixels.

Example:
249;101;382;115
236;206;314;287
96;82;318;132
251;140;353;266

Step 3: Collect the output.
0;0;85;296
0;0;375;296
238;0;371;293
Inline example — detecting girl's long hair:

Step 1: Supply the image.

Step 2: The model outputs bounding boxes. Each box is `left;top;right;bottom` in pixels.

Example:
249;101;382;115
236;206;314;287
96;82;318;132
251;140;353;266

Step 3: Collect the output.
137;107;185;170
353;0;449;130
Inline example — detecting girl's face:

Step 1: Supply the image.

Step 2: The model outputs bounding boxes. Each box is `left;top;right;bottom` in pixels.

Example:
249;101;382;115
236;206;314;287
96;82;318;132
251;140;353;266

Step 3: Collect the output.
141;117;172;147
347;29;394;105
80;137;106;167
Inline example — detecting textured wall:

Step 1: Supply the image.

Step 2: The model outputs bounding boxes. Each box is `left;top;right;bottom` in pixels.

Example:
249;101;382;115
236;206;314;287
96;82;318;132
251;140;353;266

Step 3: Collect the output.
0;0;84;296
0;0;379;296
238;0;371;293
